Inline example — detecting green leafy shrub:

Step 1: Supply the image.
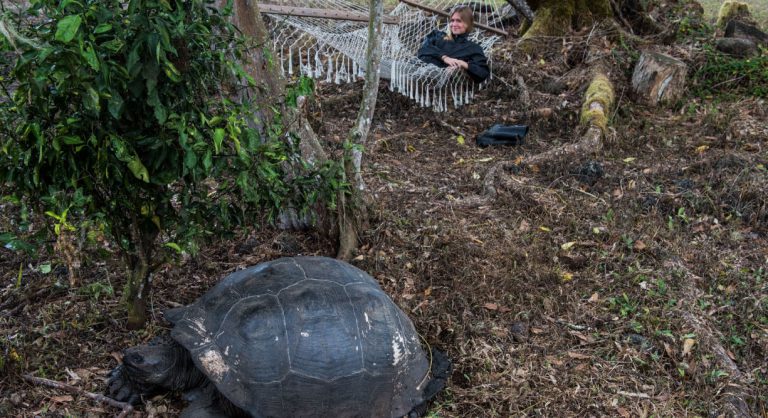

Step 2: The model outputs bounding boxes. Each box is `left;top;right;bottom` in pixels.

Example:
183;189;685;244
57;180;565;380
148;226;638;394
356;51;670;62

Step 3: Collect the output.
691;45;768;98
0;0;341;327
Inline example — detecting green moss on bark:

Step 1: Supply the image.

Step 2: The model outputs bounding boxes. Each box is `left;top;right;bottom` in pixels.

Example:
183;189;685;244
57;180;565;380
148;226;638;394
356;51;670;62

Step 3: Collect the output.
716;1;752;28
521;0;612;45
580;73;615;131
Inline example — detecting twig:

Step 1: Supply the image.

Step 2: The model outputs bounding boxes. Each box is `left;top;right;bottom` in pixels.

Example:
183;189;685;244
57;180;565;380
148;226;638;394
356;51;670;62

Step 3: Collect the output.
515;76;530;110
616;390;651;399
436;119;466;138
21;374;134;418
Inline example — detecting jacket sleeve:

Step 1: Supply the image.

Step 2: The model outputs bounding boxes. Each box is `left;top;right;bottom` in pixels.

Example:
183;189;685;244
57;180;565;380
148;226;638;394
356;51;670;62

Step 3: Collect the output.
465;48;490;83
417;30;448;67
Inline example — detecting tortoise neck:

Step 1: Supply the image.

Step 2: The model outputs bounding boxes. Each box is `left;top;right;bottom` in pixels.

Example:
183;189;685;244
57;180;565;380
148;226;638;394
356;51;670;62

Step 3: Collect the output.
166;341;209;391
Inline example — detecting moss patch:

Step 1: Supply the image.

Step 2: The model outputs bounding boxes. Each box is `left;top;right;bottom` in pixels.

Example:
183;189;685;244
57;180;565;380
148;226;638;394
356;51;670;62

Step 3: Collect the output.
716;1;752;28
521;0;574;40
574;0;613;29
580;73;615;130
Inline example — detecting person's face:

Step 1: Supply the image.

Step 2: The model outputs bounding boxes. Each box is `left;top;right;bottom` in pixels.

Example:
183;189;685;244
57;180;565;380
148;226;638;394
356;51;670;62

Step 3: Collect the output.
449;12;467;35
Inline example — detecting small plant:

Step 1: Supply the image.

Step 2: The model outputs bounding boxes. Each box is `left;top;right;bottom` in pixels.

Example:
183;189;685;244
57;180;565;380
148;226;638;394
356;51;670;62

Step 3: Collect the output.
609;293;637;317
79;281;114;301
729;334;746;347
602;208;615;223
706;369;729;383
621;234;634;250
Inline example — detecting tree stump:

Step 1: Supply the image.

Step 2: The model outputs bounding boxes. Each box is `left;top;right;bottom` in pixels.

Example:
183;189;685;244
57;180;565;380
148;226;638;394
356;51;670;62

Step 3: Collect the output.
631;51;687;107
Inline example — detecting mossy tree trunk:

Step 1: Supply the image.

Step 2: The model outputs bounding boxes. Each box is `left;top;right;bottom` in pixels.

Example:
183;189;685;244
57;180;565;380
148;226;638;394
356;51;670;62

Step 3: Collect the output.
522;0;612;41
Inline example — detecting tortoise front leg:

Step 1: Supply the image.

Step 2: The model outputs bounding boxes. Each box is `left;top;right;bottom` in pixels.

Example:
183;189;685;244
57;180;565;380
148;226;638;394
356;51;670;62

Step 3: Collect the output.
106;365;144;405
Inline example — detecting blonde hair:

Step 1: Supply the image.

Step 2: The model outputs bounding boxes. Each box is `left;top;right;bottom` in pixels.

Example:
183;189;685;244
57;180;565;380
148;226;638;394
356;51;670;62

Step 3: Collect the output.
444;5;475;40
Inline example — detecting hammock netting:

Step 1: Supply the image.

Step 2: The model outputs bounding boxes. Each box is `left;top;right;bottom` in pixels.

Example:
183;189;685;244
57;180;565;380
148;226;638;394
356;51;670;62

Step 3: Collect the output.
262;0;515;111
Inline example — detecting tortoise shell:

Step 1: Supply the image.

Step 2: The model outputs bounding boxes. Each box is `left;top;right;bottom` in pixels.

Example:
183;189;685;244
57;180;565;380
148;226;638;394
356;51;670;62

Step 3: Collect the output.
165;256;430;417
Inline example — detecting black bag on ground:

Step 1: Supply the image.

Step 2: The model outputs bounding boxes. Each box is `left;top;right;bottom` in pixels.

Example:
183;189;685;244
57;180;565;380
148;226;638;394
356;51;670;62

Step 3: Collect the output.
476;124;528;147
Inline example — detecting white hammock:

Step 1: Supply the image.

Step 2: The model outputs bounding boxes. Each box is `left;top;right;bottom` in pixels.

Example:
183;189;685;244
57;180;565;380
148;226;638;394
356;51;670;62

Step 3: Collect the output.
262;0;514;111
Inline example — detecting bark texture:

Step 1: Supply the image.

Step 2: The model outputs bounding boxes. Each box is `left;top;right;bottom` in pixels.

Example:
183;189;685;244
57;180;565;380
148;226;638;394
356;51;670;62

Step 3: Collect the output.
631;51;687;107
225;0;284;107
521;0;612;43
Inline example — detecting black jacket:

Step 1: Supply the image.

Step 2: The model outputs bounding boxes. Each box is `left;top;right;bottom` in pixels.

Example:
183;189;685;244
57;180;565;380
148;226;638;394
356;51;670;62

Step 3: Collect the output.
417;30;489;83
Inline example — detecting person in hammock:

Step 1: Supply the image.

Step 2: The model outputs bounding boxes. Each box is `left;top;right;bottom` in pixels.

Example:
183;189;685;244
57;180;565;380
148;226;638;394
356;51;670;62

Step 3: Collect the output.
417;5;490;83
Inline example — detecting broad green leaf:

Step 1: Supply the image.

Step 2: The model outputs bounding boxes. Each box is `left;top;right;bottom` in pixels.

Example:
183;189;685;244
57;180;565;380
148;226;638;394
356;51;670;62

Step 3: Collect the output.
184;151;197;170
213;128;225;154
101;39;124;52
202;150;212;172
59;0;83;9
127;157;150;182
93;23;113;34
82;44;100;71
60;135;84;145
55;15;82;43
108;93;124;119
163;62;181;82
85;86;101;112
165;242;183;253
37;47;56;62
154;103;167;124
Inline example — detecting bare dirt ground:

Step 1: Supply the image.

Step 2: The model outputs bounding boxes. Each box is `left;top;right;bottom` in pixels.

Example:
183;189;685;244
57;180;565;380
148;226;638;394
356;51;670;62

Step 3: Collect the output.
1;4;767;418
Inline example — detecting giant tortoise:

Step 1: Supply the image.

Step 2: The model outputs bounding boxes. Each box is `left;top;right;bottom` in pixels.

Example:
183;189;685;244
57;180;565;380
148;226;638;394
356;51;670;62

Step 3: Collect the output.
107;256;449;417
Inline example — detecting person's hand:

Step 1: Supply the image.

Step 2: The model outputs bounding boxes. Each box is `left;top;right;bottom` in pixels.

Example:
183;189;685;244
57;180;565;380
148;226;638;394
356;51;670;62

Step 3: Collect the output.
441;55;468;70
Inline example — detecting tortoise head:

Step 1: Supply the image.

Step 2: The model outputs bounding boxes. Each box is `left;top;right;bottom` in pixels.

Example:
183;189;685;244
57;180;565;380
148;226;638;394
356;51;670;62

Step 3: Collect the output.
107;336;201;404
122;341;182;387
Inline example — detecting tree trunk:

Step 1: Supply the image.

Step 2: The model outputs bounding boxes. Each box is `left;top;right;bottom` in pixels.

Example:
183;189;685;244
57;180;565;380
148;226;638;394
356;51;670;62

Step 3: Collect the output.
336;0;384;260
122;215;157;330
522;0;612;41
124;257;151;330
225;0;284;108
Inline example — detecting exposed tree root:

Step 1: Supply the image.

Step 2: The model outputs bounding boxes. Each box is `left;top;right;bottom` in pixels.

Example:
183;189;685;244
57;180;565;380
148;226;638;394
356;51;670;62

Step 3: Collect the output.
664;260;753;418
22;374;134;418
454;163;564;211
524;126;603;167
458;107;554;126
460;67;613;208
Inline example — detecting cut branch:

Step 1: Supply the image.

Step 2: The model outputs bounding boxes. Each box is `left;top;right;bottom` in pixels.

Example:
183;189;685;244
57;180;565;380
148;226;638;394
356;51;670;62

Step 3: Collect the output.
22;374;134;418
